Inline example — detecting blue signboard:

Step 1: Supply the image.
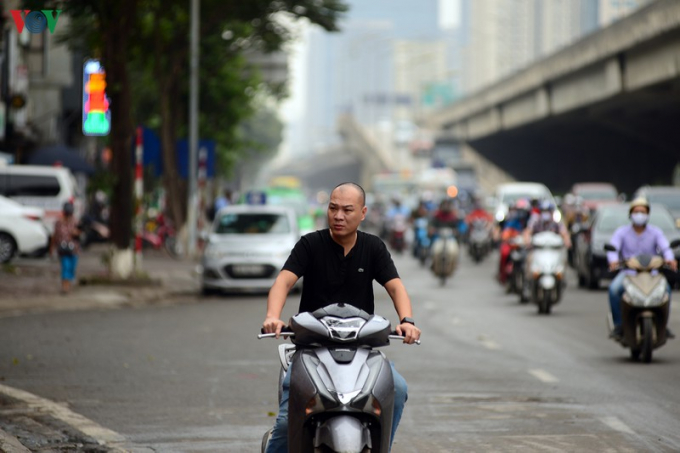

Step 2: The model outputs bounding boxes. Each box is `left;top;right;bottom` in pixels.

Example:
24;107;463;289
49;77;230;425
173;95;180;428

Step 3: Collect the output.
245;191;267;205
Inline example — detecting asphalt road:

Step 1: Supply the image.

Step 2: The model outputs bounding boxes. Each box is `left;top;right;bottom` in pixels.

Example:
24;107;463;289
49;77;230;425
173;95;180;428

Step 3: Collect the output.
1;245;680;452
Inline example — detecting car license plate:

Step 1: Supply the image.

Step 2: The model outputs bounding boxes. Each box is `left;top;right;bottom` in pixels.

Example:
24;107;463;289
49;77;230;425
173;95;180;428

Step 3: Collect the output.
233;264;266;276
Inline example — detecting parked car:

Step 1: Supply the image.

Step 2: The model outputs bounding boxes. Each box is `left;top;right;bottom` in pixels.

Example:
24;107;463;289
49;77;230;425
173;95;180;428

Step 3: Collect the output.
0;165;82;235
573;203;680;289
200;204;300;295
491;182;557;224
0;195;50;263
633;185;680;229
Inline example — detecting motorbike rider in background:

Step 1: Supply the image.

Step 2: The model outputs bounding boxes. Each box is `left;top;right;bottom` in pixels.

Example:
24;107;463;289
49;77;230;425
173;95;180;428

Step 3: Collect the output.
465;196;493;226
607;197;678;340
495;200;530;284
430;198;460;237
411;200;432;258
523;201;571;249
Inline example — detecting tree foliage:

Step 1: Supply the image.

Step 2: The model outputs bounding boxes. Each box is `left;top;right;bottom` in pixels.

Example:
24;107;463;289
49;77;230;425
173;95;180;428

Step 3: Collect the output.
22;0;348;249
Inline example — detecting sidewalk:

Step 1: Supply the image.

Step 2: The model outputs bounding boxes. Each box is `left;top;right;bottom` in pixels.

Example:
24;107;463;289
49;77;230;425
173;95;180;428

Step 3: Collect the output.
0;246;201;452
0;245;201;318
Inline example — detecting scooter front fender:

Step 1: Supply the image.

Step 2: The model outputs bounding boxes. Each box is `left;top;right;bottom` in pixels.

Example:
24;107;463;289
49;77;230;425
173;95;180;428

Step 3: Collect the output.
314;415;371;452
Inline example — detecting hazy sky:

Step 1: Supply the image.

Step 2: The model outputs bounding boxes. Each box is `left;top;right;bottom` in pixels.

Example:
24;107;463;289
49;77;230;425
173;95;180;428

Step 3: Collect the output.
439;0;461;29
277;0;460;160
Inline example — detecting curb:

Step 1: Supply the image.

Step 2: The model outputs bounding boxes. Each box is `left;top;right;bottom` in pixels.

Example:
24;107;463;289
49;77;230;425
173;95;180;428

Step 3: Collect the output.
0;383;130;452
0;428;31;453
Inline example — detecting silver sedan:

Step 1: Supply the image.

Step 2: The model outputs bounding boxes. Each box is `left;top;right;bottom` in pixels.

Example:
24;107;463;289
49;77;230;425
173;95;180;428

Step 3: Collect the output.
200;204;301;294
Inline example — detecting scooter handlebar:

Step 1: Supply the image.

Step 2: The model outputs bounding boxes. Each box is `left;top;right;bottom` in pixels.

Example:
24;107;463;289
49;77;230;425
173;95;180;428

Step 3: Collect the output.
389;334;421;345
258;326;294;339
258;330;420;344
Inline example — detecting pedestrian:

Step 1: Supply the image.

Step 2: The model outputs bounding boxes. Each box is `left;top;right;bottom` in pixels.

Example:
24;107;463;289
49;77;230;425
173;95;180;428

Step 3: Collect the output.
262;181;421;452
214;188;232;213
50;201;81;294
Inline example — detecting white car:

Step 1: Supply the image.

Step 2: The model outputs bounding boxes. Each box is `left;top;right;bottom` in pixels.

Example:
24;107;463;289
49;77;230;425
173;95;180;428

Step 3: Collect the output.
200;204;301;294
0;164;82;235
0;195;50;263
491;182;559;223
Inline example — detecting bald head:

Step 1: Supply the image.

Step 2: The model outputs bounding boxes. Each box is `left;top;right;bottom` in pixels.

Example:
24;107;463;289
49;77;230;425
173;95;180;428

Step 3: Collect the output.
332;182;365;207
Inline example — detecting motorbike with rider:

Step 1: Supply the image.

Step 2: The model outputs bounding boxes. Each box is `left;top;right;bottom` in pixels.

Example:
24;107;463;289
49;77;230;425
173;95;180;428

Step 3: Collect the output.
261;182;421;452
465;198;494;263
495;200;530;290
429;199;461;285
521;201;571;313
384;197;411;253
411;200;432;265
606;197;678;362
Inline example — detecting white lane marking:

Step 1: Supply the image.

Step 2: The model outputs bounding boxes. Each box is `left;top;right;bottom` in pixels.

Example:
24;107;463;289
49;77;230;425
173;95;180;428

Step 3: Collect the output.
528;369;559;383
478;335;502;350
0;383;127;449
601;416;635;435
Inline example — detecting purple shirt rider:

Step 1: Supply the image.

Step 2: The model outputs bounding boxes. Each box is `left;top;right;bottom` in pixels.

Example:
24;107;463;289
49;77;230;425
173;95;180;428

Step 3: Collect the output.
606;224;674;266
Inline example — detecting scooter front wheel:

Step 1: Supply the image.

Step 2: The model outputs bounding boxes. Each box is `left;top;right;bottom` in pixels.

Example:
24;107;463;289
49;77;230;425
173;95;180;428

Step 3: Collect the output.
539;290;551;315
261;428;273;453
641;317;654;363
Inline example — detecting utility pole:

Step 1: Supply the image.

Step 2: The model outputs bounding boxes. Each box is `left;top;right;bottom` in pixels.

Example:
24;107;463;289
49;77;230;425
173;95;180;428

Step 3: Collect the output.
187;0;200;257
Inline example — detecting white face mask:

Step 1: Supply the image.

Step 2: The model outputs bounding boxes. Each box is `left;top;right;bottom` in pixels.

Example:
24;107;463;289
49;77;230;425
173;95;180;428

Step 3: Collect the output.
541;212;552;221
631;212;649;226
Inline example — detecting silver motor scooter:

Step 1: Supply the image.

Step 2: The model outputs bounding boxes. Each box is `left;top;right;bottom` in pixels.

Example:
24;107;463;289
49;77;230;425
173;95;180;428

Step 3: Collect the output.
259;303;419;453
430;227;459;286
522;231;567;314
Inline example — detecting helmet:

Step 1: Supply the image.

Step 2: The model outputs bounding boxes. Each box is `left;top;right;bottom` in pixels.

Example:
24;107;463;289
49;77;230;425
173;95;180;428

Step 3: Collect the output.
514;198;530;210
63;201;74;215
629;197;650;214
540;200;554;211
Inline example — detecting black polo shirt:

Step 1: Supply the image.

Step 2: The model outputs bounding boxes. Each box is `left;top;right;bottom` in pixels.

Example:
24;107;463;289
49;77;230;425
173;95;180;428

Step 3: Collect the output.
282;229;399;314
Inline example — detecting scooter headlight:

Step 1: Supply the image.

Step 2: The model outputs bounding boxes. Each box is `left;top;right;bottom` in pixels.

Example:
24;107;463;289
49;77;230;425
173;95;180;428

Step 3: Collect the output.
321;317;366;342
623;279;668;307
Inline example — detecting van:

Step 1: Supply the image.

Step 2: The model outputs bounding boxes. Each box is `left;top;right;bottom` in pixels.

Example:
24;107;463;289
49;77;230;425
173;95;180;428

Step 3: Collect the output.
0;165;82;234
492;182;557;223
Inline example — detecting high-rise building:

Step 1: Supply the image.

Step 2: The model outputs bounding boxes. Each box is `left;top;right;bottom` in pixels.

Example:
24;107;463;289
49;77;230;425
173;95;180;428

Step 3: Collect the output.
296;0;442;156
457;0;607;95
599;0;652;27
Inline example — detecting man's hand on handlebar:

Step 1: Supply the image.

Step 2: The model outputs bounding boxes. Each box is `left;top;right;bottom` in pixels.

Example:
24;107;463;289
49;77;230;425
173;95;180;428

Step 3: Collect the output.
262;317;287;338
396;323;421;345
667;259;678;272
609;261;619;272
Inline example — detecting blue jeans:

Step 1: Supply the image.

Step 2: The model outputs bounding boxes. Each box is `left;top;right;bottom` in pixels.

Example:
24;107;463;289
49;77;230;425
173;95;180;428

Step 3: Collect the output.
265;362;408;453
60;255;79;281
609;271;672;327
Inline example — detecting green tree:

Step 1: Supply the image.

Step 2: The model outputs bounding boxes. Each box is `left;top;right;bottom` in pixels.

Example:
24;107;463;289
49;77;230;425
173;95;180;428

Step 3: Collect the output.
131;0;348;228
24;0;348;258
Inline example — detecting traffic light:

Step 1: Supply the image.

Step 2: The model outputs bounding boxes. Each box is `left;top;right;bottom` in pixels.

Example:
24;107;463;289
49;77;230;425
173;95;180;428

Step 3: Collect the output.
82;59;111;136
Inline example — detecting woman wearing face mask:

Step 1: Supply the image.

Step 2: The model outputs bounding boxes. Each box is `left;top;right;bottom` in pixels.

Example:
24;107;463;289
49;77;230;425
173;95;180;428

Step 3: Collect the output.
607;198;678;340
523;200;571;249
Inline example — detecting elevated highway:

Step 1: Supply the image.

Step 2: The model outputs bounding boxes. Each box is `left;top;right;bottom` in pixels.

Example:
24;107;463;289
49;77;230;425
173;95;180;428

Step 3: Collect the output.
428;0;680;194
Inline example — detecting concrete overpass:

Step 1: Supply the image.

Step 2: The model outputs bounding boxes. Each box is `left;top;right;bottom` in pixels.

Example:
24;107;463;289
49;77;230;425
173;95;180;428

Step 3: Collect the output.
428;0;680;195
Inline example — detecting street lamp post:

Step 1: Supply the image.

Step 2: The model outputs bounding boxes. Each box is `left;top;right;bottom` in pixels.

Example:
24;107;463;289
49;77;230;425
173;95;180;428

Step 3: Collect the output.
187;0;200;257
